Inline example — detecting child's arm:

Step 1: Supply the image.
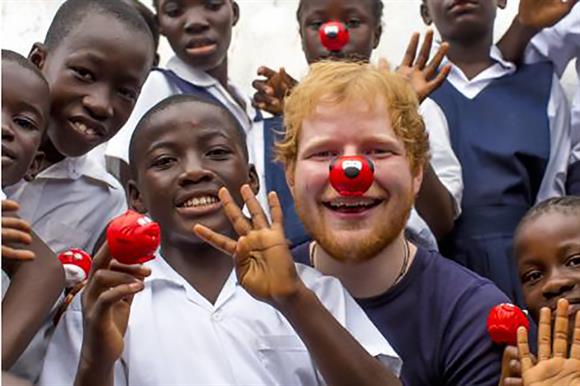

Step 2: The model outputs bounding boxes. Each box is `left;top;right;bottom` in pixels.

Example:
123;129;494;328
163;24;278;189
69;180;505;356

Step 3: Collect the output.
73;245;150;386
497;0;577;64
195;186;401;386
517;298;580;386
252;66;297;116
1;201;65;369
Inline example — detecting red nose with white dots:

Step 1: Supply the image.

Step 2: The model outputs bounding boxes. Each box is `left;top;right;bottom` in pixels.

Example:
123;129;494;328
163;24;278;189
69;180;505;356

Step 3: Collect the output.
329;155;375;196
319;21;350;52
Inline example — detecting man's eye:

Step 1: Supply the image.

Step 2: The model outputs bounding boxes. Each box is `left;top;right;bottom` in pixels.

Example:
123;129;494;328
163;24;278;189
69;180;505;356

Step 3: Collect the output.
72;67;95;82
14;117;38;131
365;149;394;157
311;150;338;160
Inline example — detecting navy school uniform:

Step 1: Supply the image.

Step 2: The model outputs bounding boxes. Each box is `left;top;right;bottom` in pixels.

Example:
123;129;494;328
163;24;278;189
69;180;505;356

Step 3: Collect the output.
293;243;512;386
430;61;555;305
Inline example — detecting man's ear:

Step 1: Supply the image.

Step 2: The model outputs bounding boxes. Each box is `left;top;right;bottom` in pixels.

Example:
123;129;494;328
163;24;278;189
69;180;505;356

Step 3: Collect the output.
412;165;425;197
248;164;260;196
373;23;383;49
28;43;48;70
232;1;240;26
127;180;148;214
496;0;507;10
23;151;45;181
420;3;432;25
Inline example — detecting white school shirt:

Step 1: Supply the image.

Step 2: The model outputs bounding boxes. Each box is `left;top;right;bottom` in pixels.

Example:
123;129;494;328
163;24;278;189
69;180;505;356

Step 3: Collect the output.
437;45;571;201
105;55;255;165
526;4;580;165
4;155;127;254
39;254;402;386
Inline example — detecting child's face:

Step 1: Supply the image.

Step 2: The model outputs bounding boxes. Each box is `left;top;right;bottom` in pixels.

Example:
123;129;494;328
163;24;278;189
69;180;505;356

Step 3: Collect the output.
157;0;238;72
515;211;580;338
31;13;153;158
421;0;505;42
298;0;381;65
2;61;49;187
129;102;258;246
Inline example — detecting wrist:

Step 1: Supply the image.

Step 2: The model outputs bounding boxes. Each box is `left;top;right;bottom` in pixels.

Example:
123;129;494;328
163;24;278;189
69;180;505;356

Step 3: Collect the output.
514;14;541;36
273;282;315;314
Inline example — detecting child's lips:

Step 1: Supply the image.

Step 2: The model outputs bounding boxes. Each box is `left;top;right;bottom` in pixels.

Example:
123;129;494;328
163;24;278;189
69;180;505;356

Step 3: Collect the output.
186;43;218;56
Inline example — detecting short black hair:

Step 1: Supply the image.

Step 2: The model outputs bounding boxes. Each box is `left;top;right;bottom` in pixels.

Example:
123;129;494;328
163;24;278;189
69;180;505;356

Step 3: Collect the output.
1;49;48;88
297;0;384;26
517;196;580;233
122;0;160;53
44;0;155;53
129;94;248;178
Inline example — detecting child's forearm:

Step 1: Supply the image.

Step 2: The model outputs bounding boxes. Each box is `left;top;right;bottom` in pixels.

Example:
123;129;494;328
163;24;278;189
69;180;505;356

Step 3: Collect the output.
74;353;115;386
415;163;456;240
497;16;539;65
2;231;64;369
274;284;401;386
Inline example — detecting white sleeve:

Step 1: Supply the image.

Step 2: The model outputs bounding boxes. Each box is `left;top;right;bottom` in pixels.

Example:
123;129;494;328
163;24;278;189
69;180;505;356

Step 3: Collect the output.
537;74;571;201
419;98;463;217
525;4;580;75
105;71;176;164
297;264;402;377
38;295;128;386
572;90;580;163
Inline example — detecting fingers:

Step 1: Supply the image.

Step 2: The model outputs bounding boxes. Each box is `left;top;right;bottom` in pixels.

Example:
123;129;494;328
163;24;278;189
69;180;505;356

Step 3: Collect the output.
416;29;434;69
425;41;449;78
401;32;419;67
501;345;520;382
503;378;523;386
2;216;32;233
553;298;569;357
378;57;390;71
219;187;252;236
241;184;269;229
268;192;284;229
257;65;277;78
517;326;533;373
193;224;238;256
1;246;35;261
571;310;580;360
89;243;113;276
109;260;151;281
2;199;20;212
2;227;32;245
252;79;274;96
537;307;552;361
85;268;143;306
92;281;144;315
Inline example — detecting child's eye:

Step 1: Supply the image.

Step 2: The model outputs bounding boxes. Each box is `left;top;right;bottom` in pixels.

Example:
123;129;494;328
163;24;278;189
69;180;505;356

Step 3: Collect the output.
566;254;580;268
205;0;225;11
162;2;182;17
72;66;95;82
346;19;362;28
308;21;323;31
150;156;176;169
13;117;39;132
521;269;543;286
207;147;232;159
118;87;138;103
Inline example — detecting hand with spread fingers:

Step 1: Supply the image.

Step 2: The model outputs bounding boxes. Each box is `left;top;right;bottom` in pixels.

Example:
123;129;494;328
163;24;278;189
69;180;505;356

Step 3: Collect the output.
77;244;151;385
2;200;35;261
518;0;578;29
517;298;580;386
394;29;451;103
252;66;297;116
499;345;524;386
194;185;303;306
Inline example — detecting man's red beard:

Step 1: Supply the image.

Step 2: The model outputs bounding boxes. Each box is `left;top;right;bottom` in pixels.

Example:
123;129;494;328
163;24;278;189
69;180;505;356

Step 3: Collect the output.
295;192;414;263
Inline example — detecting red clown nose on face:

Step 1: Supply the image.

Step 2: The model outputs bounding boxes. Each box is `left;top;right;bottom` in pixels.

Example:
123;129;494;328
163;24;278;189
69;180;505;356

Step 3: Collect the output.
329;155;375;196
487;303;530;346
106;210;161;265
319;21;350;52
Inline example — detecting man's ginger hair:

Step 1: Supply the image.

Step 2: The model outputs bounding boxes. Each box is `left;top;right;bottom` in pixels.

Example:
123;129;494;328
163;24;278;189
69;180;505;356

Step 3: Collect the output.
276;61;429;175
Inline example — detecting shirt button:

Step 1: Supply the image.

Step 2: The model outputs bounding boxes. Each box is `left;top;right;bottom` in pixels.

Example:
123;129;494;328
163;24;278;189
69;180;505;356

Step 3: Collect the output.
212;312;222;321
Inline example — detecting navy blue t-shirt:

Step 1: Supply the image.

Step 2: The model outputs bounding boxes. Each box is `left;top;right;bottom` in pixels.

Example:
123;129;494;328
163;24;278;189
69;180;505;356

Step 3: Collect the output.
293;244;510;386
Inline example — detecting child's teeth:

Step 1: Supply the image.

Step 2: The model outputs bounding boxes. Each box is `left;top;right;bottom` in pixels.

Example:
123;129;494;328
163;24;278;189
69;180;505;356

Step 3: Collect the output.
183;196;217;208
86;128;96;136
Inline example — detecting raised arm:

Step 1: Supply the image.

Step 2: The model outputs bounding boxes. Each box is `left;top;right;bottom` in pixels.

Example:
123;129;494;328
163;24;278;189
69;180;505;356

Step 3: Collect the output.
194;185;401;386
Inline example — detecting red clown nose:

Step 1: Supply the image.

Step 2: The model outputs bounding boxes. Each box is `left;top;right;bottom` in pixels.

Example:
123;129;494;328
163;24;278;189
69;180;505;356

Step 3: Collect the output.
319;21;350;52
329;155;375;196
106;210;161;265
58;248;92;287
487;303;530;346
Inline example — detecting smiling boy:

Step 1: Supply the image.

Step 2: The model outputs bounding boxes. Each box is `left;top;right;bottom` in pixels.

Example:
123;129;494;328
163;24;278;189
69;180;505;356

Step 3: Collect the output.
5;0;155;255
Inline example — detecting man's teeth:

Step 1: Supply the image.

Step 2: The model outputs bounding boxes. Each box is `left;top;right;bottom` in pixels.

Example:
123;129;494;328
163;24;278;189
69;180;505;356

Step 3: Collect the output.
329;199;375;208
182;196;218;208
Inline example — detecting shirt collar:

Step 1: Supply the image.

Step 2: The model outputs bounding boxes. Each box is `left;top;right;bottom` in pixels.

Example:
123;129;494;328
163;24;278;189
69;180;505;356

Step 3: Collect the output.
36;155;120;189
166;55;221;88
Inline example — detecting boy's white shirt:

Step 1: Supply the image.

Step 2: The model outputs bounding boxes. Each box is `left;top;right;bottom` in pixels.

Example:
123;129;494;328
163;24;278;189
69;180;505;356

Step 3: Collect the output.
38;255;401;386
435;44;571;201
526;4;580;164
3;154;127;254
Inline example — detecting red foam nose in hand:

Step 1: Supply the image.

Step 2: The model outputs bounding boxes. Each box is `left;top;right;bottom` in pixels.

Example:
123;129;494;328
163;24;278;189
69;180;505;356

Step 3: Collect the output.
58;249;92;287
487;303;530;346
329;156;375;196
319;21;350;52
106;210;161;265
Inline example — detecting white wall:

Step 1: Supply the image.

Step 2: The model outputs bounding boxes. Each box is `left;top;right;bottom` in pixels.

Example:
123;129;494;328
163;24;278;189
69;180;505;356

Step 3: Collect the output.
1;0;577;99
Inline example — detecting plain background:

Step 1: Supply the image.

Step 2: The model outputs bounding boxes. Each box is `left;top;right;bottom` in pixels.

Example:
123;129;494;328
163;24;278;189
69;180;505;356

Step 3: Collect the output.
1;0;577;101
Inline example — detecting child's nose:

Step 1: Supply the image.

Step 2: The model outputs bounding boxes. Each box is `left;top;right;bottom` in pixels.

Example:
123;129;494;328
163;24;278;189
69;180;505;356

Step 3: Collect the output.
2;120;15;140
542;272;576;299
178;157;213;186
83;86;114;121
184;9;210;33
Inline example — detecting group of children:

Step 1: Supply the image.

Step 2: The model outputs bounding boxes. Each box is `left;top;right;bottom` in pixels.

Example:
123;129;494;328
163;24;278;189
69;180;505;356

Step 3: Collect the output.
1;0;580;385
